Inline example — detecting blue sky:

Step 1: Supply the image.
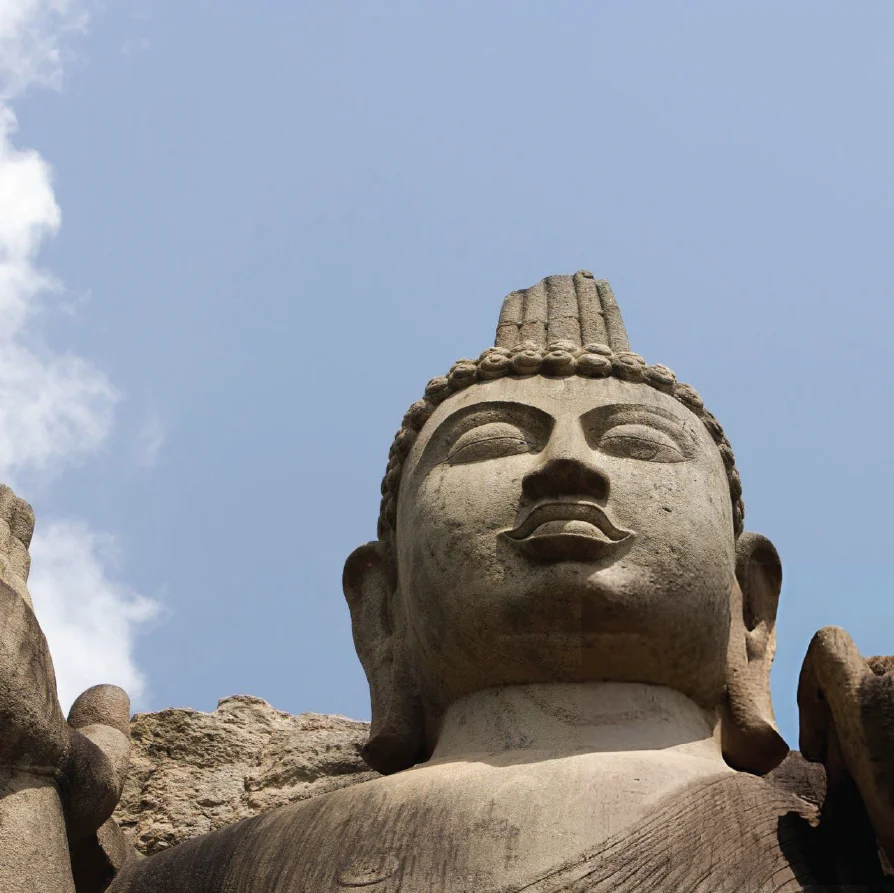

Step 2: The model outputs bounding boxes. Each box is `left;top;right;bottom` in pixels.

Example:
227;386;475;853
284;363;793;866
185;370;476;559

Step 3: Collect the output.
3;0;894;748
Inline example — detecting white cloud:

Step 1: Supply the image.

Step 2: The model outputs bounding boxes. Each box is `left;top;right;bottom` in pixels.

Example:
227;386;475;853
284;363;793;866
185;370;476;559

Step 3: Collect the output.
0;0;86;99
0;1;160;710
0;336;118;480
29;521;160;710
0;15;115;483
135;410;165;469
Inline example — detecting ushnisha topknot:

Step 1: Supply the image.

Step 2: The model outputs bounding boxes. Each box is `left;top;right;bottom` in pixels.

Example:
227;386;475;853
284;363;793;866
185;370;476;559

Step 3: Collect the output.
378;272;745;541
495;270;630;352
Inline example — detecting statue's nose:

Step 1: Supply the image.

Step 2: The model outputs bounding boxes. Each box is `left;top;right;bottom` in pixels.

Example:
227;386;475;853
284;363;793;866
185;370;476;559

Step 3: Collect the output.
521;421;609;503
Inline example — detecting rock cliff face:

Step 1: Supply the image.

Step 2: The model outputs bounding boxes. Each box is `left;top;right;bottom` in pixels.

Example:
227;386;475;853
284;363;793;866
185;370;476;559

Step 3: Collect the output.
113;695;377;855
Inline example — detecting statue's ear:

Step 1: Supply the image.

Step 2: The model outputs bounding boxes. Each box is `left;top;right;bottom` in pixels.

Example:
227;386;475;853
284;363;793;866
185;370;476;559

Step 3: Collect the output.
721;532;789;774
343;541;426;775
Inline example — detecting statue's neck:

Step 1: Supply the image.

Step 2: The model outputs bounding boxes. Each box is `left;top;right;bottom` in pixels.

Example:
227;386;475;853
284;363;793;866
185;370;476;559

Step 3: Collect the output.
379;683;733;883
429;681;726;765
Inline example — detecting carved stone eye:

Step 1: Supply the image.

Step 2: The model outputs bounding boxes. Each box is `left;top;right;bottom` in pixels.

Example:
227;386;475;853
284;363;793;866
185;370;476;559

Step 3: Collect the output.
599;423;688;463
448;422;533;465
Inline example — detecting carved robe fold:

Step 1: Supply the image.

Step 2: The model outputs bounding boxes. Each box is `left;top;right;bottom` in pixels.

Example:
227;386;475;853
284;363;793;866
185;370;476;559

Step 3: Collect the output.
517;771;888;892
109;767;891;893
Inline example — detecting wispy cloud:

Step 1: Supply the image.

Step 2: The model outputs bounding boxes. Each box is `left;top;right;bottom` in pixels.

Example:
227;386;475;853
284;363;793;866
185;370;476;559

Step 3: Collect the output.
29;521;160;708
0;1;87;99
0;0;159;710
135;410;166;469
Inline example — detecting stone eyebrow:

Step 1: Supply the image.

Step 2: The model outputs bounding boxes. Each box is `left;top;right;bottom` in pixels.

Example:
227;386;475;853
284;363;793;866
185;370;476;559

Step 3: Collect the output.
434;399;554;431
580;402;691;426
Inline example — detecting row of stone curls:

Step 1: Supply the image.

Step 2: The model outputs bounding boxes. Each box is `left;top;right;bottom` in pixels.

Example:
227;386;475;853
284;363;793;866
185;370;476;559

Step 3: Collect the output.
378;341;745;541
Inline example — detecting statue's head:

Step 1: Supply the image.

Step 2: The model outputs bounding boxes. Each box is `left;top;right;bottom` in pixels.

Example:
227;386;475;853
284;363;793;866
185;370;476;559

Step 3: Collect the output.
344;272;787;775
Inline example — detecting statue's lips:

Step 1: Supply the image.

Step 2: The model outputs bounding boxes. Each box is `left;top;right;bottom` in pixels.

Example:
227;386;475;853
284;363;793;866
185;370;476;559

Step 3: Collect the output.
505;501;630;542
502;501;633;562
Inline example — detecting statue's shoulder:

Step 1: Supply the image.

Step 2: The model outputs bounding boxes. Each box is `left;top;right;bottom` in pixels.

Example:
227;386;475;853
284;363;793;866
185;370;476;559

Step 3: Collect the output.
521;768;823;893
110;772;400;893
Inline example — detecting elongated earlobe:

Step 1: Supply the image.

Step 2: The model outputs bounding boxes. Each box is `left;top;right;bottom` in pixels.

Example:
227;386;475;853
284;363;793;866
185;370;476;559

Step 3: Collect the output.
343;541;426;774
722;532;789;774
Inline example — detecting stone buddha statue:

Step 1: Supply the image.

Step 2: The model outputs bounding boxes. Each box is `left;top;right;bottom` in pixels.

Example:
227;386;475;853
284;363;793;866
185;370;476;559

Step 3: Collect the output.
2;272;894;892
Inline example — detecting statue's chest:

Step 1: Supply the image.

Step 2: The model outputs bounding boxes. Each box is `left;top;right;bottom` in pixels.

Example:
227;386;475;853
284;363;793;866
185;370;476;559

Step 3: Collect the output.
272;762;632;892
250;770;824;893
112;770;825;893
279;760;751;893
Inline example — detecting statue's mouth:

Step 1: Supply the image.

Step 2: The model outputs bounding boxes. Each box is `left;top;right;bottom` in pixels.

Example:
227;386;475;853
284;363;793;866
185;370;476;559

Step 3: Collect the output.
502;500;634;563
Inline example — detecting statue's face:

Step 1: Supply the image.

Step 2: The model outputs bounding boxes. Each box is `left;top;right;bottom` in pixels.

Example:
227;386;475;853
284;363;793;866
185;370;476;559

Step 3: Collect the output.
396;375;737;713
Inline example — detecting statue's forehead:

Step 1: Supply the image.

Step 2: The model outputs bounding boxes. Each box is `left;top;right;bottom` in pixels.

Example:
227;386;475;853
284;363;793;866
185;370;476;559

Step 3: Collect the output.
421;375;697;437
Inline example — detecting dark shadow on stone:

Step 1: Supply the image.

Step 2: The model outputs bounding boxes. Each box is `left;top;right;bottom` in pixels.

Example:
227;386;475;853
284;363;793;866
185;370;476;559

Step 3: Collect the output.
777;805;894;891
766;751;827;808
777;811;831;892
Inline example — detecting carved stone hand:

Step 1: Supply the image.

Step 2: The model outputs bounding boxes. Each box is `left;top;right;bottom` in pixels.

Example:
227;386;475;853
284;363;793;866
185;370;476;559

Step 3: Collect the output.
0;484;131;846
0;488;71;775
799;625;894;868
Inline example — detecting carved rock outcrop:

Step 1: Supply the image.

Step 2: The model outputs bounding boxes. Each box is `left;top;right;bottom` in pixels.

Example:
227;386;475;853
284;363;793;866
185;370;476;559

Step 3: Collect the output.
113;695;376;855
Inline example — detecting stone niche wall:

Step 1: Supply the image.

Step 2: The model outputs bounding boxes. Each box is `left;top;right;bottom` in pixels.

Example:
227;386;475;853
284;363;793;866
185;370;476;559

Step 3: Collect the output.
113;695;378;855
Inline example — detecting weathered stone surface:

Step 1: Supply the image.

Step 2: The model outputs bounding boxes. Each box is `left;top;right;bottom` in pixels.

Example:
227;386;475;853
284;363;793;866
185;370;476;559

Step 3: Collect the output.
6;271;894;891
114;695;377;855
